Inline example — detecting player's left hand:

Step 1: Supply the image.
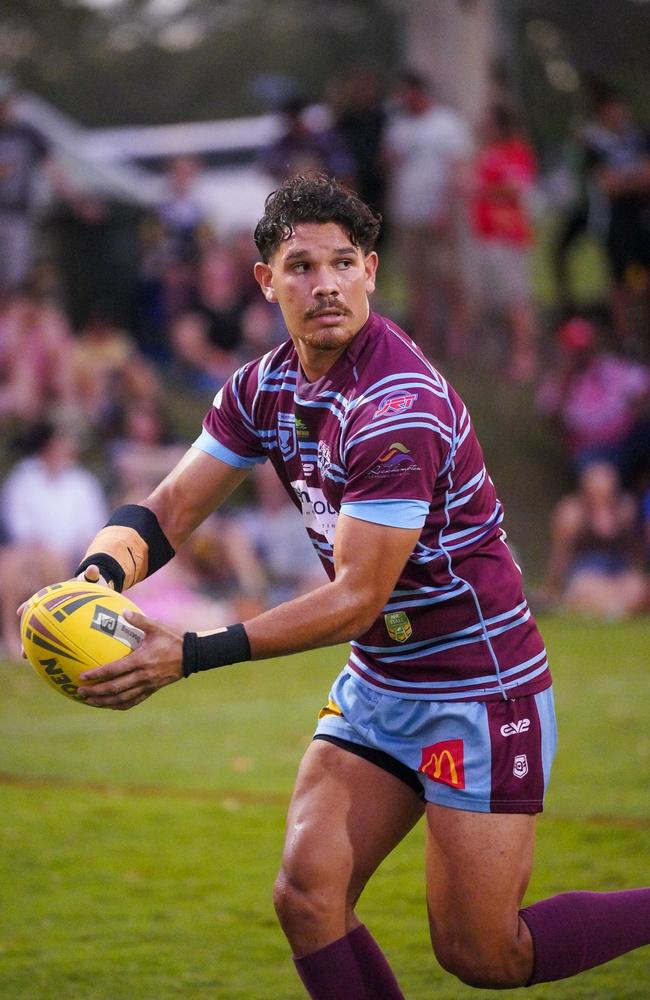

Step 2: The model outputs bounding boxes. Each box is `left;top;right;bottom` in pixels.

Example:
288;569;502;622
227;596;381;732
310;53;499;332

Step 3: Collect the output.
77;610;183;711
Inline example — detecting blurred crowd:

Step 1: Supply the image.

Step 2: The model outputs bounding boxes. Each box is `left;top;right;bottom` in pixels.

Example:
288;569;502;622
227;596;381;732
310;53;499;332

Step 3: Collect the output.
1;66;649;655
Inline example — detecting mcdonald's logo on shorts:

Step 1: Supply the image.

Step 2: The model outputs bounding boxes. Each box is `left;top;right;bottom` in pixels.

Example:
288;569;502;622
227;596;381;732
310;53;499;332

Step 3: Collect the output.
419;739;466;789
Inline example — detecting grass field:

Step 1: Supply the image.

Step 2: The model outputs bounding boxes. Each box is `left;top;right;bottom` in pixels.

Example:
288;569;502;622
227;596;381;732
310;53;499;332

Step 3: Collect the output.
1;616;649;1000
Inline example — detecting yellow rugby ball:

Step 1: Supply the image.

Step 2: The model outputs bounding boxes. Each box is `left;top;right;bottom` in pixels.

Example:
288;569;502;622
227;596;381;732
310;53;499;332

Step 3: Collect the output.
20;581;144;704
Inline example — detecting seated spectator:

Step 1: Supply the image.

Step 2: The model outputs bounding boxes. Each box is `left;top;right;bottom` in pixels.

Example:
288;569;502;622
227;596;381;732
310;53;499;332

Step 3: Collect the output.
538;461;647;619
71;304;161;432
0;287;76;423
109;401;187;501
468;103;540;383
0;421;108;657
170;245;246;390
536;316;650;473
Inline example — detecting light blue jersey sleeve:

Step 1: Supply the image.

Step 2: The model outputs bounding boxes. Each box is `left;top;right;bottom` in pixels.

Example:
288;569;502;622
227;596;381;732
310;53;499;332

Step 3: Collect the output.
341;498;429;530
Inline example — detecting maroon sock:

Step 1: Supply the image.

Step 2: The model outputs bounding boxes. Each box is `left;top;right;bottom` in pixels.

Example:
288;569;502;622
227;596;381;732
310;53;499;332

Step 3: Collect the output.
293;932;371;999
293;925;405;999
347;924;405;999
520;889;650;984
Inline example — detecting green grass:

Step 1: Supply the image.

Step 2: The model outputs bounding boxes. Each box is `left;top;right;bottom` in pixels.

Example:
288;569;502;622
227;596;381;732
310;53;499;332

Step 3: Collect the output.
1;617;649;999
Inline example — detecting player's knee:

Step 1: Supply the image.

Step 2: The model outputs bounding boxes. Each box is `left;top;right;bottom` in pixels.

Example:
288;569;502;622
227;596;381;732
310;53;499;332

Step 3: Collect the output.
273;866;336;936
432;931;525;989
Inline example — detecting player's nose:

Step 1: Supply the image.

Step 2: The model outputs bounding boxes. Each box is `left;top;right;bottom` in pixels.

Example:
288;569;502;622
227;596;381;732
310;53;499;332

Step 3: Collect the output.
311;267;340;297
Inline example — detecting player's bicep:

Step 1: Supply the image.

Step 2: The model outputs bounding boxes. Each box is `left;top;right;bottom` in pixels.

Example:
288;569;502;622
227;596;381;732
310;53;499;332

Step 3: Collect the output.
146;446;249;548
333;512;421;614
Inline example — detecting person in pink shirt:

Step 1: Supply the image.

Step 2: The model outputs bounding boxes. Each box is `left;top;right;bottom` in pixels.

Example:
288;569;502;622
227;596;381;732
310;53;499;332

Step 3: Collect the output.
536;316;650;473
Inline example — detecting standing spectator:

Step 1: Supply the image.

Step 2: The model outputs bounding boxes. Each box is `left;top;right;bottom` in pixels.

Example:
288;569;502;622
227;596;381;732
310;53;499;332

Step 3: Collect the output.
584;88;650;345
260;97;356;186
0;75;49;294
468;104;540;383
538;461;647;619
536;316;650;473
136;155;213;357
0;421;107;656
383;70;473;361
329;68;387;220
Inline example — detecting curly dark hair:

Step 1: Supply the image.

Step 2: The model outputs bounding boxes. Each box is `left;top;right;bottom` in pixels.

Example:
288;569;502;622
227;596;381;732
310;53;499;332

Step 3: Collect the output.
254;172;382;263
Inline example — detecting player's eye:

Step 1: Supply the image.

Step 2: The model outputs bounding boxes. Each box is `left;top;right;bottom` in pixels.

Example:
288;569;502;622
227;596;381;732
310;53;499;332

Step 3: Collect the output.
291;262;309;273
336;259;353;269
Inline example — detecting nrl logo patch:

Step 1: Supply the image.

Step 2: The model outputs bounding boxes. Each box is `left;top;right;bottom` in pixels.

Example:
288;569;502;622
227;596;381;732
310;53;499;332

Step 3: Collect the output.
384;611;412;643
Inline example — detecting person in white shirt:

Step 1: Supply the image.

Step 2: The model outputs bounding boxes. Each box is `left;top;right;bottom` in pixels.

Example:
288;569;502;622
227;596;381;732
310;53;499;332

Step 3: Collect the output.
383;69;473;362
0;420;107;656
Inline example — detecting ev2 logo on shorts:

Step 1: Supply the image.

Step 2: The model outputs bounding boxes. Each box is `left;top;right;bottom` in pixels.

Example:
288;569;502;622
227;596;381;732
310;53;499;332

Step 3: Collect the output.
500;718;531;737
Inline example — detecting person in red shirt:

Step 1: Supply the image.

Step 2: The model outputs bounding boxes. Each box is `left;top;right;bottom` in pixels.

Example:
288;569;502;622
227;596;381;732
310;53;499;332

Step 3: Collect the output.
469;104;539;383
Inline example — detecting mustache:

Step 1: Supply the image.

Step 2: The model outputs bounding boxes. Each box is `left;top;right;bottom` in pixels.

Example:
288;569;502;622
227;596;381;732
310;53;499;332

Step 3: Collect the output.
304;299;351;320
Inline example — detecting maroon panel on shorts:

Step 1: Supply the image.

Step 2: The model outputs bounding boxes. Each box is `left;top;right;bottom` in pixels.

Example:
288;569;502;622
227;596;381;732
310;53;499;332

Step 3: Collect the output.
487;695;546;814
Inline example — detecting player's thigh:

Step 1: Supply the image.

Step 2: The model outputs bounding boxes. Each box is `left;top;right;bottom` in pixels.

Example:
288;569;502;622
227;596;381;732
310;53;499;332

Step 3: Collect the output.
425;804;535;950
280;737;424;908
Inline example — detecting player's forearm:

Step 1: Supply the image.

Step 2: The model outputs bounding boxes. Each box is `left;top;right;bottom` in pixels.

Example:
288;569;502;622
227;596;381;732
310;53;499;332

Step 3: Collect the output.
242;576;382;660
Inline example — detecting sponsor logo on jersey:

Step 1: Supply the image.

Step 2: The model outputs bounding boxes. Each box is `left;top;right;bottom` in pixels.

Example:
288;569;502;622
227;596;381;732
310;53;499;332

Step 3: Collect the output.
374;392;418;418
317;440;332;476
500;718;531;737
291;480;339;543
513;754;529;779
384;610;412;642
419;739;466;789
367;442;421;477
278;412;298;460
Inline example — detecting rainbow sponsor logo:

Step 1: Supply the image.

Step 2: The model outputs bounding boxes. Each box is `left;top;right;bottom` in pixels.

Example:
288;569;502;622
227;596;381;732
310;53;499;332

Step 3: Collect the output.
367;442;421;477
419;739;466;789
384;611;412;643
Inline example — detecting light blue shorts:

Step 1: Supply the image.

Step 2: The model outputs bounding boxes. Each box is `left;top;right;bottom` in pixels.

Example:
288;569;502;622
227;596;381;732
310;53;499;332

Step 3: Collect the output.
314;669;557;814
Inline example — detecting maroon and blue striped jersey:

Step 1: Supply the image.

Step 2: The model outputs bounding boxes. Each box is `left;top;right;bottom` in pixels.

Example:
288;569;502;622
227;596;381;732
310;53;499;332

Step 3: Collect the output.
195;311;551;702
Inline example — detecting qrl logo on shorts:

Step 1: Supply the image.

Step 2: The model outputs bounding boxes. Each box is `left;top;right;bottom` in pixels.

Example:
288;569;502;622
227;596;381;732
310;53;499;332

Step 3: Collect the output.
419;739;466;789
513;754;529;779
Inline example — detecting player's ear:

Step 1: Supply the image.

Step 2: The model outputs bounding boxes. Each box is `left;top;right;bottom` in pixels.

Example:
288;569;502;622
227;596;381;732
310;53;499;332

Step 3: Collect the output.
364;251;378;295
254;261;277;303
